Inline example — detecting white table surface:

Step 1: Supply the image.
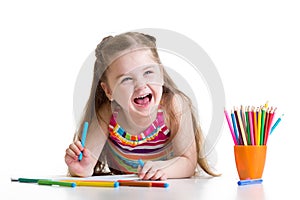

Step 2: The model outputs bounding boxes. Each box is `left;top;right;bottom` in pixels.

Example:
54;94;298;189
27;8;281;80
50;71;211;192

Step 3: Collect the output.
3;173;297;200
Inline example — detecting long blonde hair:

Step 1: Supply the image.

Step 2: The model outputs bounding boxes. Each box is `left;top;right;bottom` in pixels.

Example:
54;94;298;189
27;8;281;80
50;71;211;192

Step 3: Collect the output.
76;32;218;176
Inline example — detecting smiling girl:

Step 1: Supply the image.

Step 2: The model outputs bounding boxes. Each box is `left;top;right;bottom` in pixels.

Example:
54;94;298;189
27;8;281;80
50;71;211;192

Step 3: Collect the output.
65;32;218;180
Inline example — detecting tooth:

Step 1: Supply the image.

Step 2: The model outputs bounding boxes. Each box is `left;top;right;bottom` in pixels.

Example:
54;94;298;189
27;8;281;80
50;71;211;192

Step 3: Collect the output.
138;94;148;99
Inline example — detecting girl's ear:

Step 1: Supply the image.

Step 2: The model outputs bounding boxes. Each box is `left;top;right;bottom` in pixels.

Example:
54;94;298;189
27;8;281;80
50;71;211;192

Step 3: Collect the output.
100;82;113;101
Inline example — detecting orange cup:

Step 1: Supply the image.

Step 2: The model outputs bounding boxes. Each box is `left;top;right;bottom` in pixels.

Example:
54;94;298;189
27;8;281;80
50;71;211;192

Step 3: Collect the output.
234;145;267;180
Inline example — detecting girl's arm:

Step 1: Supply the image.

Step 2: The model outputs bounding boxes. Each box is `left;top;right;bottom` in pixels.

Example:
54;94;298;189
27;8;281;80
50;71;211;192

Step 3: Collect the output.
138;94;197;180
65;109;110;177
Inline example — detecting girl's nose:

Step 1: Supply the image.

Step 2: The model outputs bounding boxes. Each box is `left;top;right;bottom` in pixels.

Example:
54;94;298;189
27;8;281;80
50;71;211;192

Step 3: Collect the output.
134;78;147;89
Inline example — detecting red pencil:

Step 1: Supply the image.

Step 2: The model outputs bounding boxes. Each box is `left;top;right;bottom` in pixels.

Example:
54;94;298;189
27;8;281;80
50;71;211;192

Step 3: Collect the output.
263;108;270;145
264;107;276;145
117;180;169;188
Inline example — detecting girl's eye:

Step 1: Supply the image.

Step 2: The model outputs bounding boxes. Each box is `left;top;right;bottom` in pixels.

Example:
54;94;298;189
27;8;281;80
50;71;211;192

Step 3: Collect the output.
144;70;153;75
121;77;132;83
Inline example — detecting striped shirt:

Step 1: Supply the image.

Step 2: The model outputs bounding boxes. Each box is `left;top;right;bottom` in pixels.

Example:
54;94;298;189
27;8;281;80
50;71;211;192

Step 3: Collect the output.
105;108;174;173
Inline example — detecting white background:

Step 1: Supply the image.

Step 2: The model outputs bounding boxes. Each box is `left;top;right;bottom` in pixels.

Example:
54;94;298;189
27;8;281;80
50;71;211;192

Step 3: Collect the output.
1;0;299;196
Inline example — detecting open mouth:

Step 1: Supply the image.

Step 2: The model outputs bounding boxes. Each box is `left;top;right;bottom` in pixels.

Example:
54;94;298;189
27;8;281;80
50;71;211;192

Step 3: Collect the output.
133;93;152;106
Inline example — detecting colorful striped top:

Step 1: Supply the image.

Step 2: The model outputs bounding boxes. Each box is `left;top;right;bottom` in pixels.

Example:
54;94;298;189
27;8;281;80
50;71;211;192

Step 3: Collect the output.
105;108;174;173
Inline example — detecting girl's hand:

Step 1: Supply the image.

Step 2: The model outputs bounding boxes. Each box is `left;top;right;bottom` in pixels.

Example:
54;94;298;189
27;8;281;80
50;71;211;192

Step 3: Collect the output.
64;141;95;177
137;160;167;181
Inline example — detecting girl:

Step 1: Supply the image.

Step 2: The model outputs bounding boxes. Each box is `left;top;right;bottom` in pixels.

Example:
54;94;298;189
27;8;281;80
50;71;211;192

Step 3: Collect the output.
65;32;218;180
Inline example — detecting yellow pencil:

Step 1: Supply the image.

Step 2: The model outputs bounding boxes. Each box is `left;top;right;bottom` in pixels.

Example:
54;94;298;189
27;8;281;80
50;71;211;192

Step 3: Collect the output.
264;101;269;108
62;180;119;187
257;107;262;145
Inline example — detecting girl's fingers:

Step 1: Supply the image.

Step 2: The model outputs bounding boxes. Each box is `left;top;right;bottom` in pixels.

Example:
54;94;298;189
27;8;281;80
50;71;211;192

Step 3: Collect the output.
143;170;155;180
140;161;152;173
64;154;73;165
82;148;89;159
65;148;78;160
137;165;141;173
138;161;167;180
66;141;85;161
74;141;84;151
139;161;159;179
69;142;83;155
150;169;166;181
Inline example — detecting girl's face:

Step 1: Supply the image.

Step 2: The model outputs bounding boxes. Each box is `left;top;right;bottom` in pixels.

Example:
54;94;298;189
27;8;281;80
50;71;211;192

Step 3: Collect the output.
102;49;164;117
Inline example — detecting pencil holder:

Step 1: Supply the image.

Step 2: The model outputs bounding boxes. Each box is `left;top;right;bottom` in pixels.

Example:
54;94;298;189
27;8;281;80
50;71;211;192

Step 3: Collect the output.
234;145;267;180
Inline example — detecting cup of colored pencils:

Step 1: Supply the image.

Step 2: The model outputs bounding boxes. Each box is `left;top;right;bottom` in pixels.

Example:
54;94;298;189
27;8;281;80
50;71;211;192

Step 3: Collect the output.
224;101;283;182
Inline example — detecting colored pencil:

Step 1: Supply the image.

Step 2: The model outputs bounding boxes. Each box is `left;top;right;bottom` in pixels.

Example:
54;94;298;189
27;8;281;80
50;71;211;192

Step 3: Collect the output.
257;107;262;145
263;108;270;145
264;107;275;145
260;107;266;145
270;114;284;134
252;107;258;145
38;180;76;187
238;178;263;186
248;107;254;145
138;159;145;167
241;106;248;143
62;180;119;187
231;110;239;145
117;180;169;188
234;108;243;145
264;101;269;108
78;122;89;161
11;178;40;183
61;179;169;188
245;106;251;145
224;102;281;146
236;107;248;145
224;108;238;145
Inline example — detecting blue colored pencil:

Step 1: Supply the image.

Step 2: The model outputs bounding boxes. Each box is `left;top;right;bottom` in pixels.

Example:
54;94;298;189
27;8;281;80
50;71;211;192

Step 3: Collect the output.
231;110;239;145
138;159;144;167
78;122;89;161
270;114;283;134
238;178;263;186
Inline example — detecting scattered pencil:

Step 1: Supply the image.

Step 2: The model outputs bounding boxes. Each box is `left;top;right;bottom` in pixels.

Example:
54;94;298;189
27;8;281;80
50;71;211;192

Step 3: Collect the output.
237;178;263;186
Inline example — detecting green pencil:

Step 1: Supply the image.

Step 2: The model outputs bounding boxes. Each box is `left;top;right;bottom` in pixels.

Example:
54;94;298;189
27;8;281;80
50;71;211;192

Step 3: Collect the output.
11;178;40;183
260;107;266;145
245;106;251;145
38;180;76;187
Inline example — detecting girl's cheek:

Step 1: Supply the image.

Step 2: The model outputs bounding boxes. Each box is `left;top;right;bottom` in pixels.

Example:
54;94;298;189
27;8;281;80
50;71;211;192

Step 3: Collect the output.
113;86;134;103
